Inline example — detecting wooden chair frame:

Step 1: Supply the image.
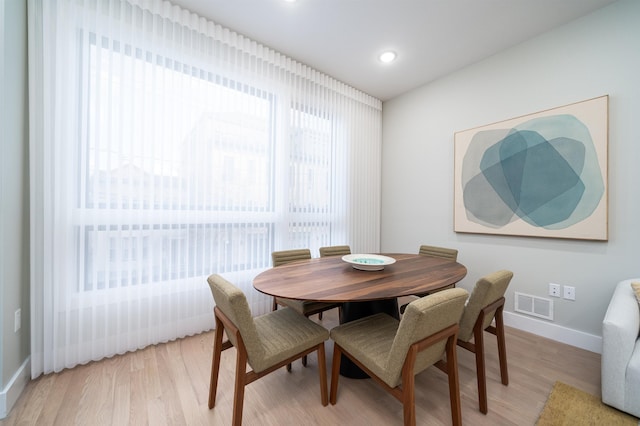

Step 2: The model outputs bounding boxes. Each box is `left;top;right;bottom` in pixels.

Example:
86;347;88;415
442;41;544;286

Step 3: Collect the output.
209;307;328;426
330;324;462;426
456;296;508;414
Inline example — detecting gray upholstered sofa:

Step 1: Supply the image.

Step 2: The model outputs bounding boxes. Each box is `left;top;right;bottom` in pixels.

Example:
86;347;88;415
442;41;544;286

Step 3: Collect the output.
601;279;640;417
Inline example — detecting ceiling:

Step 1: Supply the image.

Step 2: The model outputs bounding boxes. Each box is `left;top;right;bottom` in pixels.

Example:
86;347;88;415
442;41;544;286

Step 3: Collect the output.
169;0;617;101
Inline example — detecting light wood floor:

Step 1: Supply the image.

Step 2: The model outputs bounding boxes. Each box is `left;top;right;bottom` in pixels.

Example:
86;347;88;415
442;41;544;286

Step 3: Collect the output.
1;303;600;426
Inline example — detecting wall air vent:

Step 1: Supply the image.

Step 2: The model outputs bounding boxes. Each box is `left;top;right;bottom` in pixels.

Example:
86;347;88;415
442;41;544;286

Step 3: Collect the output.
514;292;553;321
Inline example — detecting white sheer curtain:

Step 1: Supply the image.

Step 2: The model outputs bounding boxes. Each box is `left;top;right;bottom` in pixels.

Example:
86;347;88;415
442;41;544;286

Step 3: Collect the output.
28;0;382;376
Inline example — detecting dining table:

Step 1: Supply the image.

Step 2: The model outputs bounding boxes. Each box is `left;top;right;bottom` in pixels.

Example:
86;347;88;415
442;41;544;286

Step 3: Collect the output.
253;253;467;378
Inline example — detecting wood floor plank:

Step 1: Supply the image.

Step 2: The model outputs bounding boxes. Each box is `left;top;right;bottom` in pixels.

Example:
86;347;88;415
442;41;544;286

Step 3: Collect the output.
54;364;93;425
129;367;149;425
10;369;58;426
0;309;602;426
112;381;131;425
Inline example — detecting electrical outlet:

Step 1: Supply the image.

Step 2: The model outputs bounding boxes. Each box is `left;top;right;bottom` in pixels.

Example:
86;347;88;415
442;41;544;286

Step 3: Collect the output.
15;308;21;332
548;283;561;298
563;285;576;301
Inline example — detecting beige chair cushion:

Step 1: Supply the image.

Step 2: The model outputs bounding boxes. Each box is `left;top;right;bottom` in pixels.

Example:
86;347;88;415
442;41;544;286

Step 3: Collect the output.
418;245;458;261
208;274;329;373
272;248;312;266
208;274;264;362
330;288;469;388
319;245;352;257
458;270;513;342
254;308;329;372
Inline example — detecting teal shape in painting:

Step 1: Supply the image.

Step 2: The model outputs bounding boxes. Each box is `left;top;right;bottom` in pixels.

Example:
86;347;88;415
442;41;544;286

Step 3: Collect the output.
462;114;604;230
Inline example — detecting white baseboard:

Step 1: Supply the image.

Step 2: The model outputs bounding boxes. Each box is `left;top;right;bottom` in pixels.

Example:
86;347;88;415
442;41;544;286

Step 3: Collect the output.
0;357;30;419
504;311;602;354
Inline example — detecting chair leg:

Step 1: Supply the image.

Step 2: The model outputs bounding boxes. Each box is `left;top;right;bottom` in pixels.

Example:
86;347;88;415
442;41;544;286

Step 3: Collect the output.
232;345;248;426
495;310;509;386
301;312;313;367
287;310;295;370
445;336;462;426
473;325;488;414
319;311;323;320
401;365;416;426
317;343;328;406
208;319;225;409
329;344;342;404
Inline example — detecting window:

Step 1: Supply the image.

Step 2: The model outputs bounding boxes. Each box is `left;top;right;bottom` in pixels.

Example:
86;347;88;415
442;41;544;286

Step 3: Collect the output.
79;34;338;292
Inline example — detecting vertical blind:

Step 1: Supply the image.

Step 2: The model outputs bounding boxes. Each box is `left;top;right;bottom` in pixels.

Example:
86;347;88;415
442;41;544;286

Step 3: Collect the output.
28;0;382;376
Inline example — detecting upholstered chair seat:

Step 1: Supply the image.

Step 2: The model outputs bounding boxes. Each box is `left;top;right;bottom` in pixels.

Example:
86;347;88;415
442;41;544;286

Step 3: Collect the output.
252;308;329;371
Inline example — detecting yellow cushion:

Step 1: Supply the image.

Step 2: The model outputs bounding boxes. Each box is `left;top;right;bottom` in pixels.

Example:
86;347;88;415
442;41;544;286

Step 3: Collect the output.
631;282;640;305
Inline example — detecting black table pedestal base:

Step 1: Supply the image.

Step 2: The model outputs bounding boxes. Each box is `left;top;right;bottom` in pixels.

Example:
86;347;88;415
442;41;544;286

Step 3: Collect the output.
338;299;400;379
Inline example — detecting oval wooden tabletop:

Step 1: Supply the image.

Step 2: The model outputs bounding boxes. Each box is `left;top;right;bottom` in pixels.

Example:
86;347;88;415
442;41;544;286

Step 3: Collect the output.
253;253;467;302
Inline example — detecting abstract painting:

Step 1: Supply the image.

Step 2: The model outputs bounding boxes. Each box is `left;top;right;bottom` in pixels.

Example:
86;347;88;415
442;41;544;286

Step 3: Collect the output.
454;95;608;240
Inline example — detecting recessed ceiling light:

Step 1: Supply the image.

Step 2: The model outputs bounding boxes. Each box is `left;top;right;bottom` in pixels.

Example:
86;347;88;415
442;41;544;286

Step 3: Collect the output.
283;0;297;2
379;51;397;63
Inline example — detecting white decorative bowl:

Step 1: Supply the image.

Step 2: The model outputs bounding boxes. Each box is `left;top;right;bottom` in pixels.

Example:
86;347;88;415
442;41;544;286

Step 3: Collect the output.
342;254;396;271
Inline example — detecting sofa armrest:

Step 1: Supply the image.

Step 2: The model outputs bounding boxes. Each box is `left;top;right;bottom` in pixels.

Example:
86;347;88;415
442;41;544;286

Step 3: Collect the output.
601;279;640;408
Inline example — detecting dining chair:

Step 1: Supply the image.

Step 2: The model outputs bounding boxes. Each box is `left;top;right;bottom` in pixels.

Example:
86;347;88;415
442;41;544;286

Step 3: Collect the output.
399;244;460;314
318;245;352;257
329;288;469;426
272;249;341;369
271;249;340;321
456;269;513;414
207;274;329;426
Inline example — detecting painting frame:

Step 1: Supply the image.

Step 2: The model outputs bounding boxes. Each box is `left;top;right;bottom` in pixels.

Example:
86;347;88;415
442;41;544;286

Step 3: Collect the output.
454;95;608;241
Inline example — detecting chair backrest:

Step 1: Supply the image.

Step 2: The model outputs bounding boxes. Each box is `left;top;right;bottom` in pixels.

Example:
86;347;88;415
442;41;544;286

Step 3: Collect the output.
386;288;469;384
272;249;312;267
319;245;351;257
207;274;265;364
458;270;514;342
418;244;458;261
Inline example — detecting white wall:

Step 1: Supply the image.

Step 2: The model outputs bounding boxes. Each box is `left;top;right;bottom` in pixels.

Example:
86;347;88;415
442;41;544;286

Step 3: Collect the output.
1;0;30;418
381;0;640;350
0;0;4;394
